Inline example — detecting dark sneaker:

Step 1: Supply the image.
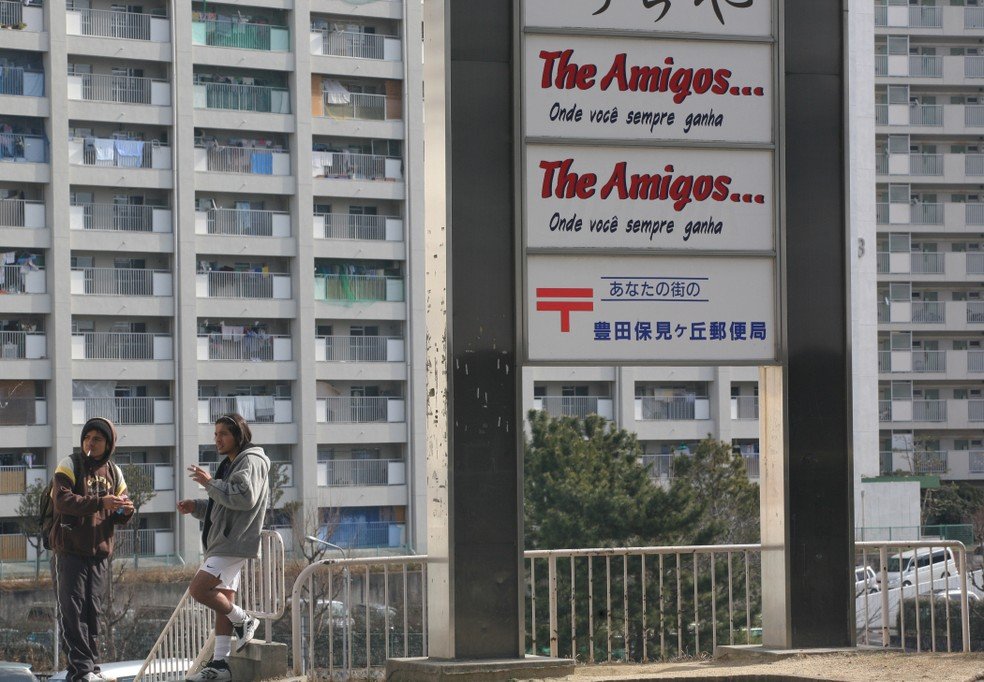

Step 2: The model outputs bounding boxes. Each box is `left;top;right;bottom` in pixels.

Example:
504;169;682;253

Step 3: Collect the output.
233;615;260;652
185;659;231;682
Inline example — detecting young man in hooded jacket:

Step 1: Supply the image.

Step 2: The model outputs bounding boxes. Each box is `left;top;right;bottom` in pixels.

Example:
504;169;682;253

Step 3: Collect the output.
179;413;270;682
50;417;134;682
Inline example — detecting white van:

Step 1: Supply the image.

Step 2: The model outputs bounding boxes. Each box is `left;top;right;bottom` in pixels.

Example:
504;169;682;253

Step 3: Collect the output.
881;547;958;587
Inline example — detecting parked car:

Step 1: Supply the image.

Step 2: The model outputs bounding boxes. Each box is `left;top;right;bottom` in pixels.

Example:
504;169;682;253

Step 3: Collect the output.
49;658;192;682
879;547;958;587
0;663;37;682
855;565;878;596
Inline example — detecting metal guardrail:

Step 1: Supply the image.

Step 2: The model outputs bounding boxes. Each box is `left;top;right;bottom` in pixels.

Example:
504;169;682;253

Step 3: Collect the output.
319;335;396;362
910;55;942;78
198;82;289;114
75;332;163;360
78;8;154;41
636;396;708;421
911;153;942;175
0;0;23;26
201;270;286;299
321;459;392;487
911;301;944;323
0;330;41;358
79;73;164;105
314;274;402;302
136;530;285;682
206;208;282;236
314;151;392;180
80;141;159;169
197;19;285;51
76;203;156;232
73;267;164;296
0;133;45;162
0;398;44;425
0;199;39;227
969;6;984;28
202;396;284;424
78;397;169;425
318;213;395;241
0;264;43;294
202;145;281;174
199;333;287;361
0;67;41;96
323;92;394;121
0;465;44;494
538;396;608;419
323;396;393;423
314;29;393;59
968;301;984;323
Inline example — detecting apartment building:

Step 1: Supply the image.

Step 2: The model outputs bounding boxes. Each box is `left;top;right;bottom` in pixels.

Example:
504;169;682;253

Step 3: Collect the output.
874;1;984;484
0;0;425;567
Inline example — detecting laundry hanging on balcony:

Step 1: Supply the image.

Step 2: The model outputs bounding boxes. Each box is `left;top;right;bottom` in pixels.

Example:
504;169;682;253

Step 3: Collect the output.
322;79;350;104
93;138;115;162
114;139;145;168
250;150;272;174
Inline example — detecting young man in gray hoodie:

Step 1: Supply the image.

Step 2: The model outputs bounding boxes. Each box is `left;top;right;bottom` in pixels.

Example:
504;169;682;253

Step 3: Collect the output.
179;413;270;682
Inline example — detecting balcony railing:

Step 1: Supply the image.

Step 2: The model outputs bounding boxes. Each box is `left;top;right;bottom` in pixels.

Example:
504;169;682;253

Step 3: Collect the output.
314;30;393;60
317;213;395;241
199;271;288;299
636;395;708;421
0;199;43;228
323;396;397;423
0;331;44;359
323;92;396;121
312;151;399;180
640;454;674;480
732;396;759;420
0;264;44;294
72;267;166;297
201;145;282;175
202;396;284;424
970;350;984;373
0;0;23;26
968;301;984;323
0;465;45;494
967;105;984;127
76;397;170;425
199;333;289;361
875;104;887;125
80;140;161;169
74;203;156;232
912;202;943;224
878;350;890;372
875;55;887;76
0;134;46;163
741;454;760;479
74;332;162;360
76;8;155;40
967;253;984;275
911;55;942;77
911;301;944;323
910;252;944;274
115;528;173;557
878;399;891;421
909;5;941;27
76;73;166;105
325;521;405;550
538;396;610;419
320;335;396;362
875;153;888;174
971;400;984;423
876;202;888;223
914;452;948;475
117;462;174;491
968;56;984;78
913;399;946;422
0;398;45;426
911;153;942;175
910;104;943;126
206;208;283;237
320;459;393;487
314;274;404;302
912;350;946;372
969;7;984;29
0;68;43;97
195;20;287;51
197;82;290;114
876;252;889;274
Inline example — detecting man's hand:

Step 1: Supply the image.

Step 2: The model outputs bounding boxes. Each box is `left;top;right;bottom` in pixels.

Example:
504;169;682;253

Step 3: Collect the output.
177;499;196;514
187;464;212;486
102;495;128;512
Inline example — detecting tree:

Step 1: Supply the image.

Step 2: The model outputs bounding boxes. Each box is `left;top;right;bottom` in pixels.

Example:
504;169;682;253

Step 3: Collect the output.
668;438;761;545
923;482;984;527
119;463;157;568
268;460;291;512
524;410;698;549
15;479;47;582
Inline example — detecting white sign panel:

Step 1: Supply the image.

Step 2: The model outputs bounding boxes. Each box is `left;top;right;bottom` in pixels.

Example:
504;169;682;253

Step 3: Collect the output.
527;255;775;362
524;0;772;38
526;144;773;250
525;35;773;143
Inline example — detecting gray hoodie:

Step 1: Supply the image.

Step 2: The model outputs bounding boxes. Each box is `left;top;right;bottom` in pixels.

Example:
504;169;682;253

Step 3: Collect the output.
191;445;270;559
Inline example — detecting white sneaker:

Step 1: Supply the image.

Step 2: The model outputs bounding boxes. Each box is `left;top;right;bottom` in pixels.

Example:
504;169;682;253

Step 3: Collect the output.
233;615;260;652
185;659;231;682
81;674;104;682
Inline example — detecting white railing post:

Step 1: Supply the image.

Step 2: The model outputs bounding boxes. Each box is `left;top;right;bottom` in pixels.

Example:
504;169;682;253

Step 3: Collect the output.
547;555;558;658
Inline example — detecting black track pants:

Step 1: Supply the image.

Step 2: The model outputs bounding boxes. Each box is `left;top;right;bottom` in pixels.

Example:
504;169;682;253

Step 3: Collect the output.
52;553;108;682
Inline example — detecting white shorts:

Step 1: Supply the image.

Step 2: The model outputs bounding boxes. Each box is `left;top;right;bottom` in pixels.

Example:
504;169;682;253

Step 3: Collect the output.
199;555;247;592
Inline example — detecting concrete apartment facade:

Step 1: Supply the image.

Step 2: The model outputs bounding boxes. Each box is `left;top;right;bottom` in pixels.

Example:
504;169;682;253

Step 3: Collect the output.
0;0;426;565
875;1;984;486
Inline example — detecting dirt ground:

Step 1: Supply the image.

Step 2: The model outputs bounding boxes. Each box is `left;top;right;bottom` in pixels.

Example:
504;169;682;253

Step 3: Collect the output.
542;651;984;681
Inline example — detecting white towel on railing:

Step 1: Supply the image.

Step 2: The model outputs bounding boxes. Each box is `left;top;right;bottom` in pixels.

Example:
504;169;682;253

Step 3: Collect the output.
235;395;255;421
322;79;350;105
94;138;115;161
311;151;332;177
255;395;275;419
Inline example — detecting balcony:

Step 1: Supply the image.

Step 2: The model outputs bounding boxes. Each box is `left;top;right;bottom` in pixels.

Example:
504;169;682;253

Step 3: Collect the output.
194;145;290;176
0;133;46;163
314;274;404;302
67;73;170;107
312;151;402;181
634;395;710;421
731;395;759;420
71;332;172;360
0;67;43;97
317;459;405;487
198;396;292;424
192;20;289;52
0;397;45;425
70;267;172;297
0;464;44;494
67;8;170;42
310;29;401;61
73;397;173;425
195;208;290;237
314;213;402;241
0;198;43;228
69;203;171;233
197;333;291;362
193;82;290;114
325;521;405;550
70;138;171;170
534;396;613;420
0;330;44;358
969;302;984;324
196;271;291;300
119;462;174;491
114;528;176;557
0;1;43;32
321;92;398;121
316;335;404;363
316;396;405;423
0;264;45;295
